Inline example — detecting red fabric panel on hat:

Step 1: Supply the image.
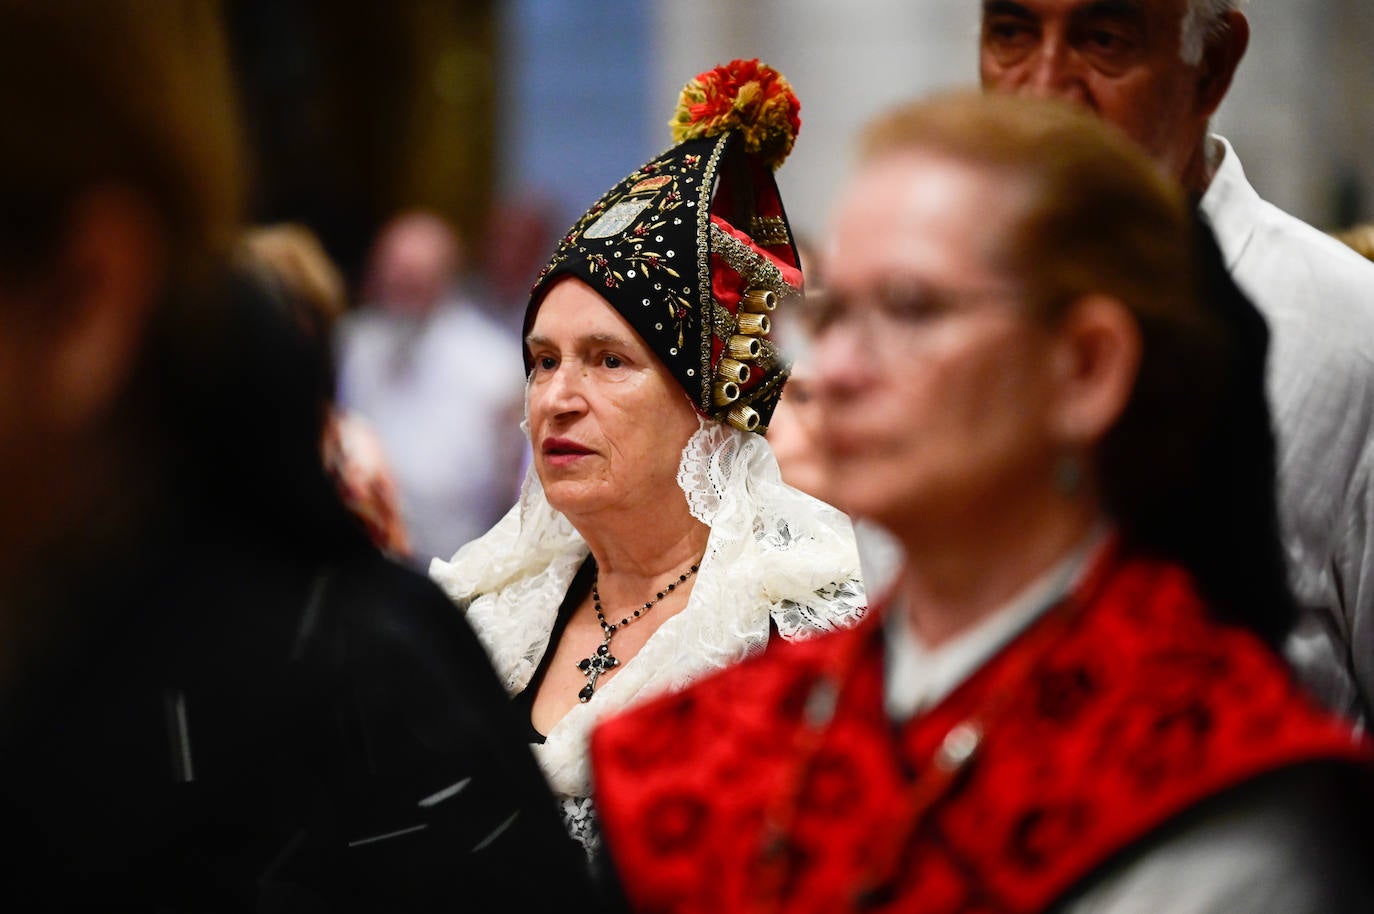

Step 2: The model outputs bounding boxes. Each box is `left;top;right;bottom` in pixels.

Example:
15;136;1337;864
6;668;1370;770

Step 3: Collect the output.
708;251;740;387
710;214;802;288
708;215;801;395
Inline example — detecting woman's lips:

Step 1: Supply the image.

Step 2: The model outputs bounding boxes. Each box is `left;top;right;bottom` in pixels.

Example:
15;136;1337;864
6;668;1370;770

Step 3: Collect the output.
542;437;594;467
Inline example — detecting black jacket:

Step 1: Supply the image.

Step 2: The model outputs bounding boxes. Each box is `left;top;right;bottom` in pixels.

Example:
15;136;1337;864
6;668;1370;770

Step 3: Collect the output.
0;270;593;911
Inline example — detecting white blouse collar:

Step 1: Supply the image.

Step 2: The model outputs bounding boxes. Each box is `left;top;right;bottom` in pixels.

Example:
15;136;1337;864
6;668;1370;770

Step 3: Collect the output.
882;529;1109;722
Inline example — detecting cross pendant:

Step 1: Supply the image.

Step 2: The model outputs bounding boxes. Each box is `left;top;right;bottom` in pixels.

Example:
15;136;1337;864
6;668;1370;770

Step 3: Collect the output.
575;632;620;702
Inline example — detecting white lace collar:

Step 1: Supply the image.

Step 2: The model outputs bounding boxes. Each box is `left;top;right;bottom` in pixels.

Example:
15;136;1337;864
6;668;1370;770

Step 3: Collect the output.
430;419;866;796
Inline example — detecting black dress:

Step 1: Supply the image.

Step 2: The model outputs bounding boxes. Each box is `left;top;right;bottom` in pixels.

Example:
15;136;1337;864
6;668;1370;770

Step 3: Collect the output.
509;558;595;744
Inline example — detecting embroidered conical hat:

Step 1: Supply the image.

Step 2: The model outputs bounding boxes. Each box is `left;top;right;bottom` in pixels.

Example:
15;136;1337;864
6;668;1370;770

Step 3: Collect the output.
526;59;803;434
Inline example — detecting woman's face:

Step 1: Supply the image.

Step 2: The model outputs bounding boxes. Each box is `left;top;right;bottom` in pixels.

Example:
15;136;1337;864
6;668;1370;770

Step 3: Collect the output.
812;153;1068;542
525;277;702;523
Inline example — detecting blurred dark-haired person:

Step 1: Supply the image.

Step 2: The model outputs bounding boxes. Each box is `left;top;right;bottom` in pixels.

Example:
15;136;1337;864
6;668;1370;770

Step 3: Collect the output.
592;92;1373;914
0;3;591;910
239;222;413;558
980;0;1374;730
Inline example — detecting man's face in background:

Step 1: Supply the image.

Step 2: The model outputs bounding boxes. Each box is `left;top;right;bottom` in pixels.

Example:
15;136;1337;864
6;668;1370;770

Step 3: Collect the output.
979;0;1207;182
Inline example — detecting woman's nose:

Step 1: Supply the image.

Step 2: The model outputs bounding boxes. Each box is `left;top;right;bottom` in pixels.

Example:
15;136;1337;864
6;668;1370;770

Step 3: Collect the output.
810;320;876;405
544;362;589;414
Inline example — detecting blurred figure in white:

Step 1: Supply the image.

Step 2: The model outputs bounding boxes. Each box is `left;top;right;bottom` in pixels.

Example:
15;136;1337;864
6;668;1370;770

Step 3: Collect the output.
336;210;524;565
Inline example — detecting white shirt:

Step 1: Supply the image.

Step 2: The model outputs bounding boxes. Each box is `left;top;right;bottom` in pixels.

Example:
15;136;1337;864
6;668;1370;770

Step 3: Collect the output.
882;541;1096;722
1200;136;1374;728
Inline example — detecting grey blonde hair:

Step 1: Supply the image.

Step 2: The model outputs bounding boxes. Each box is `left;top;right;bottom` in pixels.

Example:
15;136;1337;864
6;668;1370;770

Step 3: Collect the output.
1180;0;1243;64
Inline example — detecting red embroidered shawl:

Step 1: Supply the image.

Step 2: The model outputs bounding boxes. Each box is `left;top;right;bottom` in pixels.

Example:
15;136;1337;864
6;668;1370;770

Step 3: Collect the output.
593;553;1371;914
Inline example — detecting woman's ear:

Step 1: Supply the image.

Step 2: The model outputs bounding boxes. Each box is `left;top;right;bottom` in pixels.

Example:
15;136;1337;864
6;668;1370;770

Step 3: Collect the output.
1046;294;1142;448
42;186;166;433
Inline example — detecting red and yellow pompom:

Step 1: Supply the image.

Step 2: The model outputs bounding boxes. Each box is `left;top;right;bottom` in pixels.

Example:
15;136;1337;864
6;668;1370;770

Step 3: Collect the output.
670;59;801;170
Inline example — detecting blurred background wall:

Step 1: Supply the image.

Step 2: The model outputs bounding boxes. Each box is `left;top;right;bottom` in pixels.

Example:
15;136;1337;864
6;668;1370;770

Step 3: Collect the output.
229;0;1374;288
228;1;499;286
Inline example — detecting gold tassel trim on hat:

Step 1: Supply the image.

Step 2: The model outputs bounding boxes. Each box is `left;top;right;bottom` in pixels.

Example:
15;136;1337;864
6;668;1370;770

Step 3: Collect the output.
718;357;750;383
742;289;777;313
727;404;760;432
736;312;770;335
727;335;762;360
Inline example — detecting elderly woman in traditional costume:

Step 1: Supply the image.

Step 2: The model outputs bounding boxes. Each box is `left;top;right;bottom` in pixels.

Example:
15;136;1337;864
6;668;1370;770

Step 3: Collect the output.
430;60;865;852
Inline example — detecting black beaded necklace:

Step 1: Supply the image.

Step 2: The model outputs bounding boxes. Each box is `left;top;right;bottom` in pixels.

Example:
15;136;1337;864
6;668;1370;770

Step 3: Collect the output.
575;561;700;702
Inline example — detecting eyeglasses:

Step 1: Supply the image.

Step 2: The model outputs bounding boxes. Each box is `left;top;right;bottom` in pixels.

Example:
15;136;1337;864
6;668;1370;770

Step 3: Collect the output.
802;277;1025;346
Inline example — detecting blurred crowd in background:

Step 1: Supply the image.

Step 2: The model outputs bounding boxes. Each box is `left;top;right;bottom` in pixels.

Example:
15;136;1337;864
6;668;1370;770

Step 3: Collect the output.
223;0;1374;572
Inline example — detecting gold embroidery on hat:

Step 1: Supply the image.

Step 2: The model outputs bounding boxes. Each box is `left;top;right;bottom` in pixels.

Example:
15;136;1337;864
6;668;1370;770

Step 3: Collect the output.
708;222;800;302
584;198;654;239
631;175;673;193
754;338;781;373
750;214;790;247
695;135;730;408
710;299;737;341
701;207;798;424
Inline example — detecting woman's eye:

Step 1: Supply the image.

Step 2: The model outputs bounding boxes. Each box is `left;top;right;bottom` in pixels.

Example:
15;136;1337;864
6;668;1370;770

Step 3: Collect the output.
536;356;557;371
602;354;624;369
881;294;940;323
803;295;841;334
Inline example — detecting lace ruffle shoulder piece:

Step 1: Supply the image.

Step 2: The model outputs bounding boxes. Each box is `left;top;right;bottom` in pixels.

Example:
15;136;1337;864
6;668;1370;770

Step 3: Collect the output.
677;418;866;610
429;469;588;694
529;420;866;796
772;577;868;641
434;418;867;799
560;795;601;859
429;468;580;598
